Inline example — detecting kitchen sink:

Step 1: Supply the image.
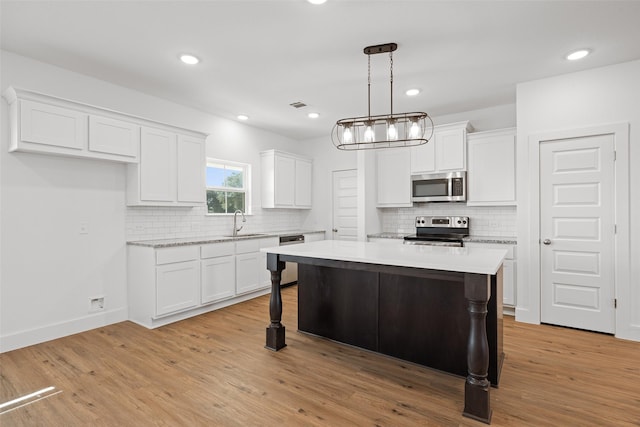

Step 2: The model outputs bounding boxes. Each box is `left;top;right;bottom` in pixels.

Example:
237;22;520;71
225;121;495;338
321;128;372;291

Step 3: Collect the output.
223;233;270;238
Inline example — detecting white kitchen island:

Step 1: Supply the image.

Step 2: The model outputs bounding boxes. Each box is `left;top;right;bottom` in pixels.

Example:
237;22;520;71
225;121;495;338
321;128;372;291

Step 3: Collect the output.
262;240;507;424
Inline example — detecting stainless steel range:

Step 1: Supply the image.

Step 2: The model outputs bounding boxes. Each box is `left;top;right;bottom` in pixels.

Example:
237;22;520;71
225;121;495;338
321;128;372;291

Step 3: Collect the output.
403;216;469;247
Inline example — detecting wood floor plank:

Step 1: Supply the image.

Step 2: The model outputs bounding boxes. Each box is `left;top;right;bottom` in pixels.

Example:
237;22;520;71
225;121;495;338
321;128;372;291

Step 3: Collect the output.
1;286;639;426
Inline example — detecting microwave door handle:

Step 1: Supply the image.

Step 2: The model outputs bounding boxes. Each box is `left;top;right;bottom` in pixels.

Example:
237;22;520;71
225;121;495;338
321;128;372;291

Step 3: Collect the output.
447;178;453;196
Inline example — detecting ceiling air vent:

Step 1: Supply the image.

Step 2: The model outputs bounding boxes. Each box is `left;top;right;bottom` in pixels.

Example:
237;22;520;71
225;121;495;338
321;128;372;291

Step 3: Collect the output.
289;101;307;109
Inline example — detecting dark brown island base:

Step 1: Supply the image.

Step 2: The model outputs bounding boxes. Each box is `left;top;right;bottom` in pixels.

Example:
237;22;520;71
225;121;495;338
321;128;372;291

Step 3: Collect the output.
263;240;506;424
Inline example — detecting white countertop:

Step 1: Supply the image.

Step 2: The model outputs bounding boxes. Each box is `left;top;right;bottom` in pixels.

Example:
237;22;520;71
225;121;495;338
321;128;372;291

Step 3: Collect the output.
262;240;507;275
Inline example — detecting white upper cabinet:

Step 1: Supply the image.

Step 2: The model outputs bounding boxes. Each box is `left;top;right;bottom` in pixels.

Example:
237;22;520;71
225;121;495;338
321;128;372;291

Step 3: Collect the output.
4;87;140;163
274;154;296;207
138;127;176;202
20;99;87;151
376;148;412;207
467;128;516;206
127;127;205;206
411;121;473;174
177;135;206;203
88;115;139;159
294;158;313;208
261;150;312;209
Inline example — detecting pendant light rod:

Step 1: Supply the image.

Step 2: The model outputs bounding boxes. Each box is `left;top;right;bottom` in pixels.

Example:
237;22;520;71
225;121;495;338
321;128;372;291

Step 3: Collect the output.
363;43;397;55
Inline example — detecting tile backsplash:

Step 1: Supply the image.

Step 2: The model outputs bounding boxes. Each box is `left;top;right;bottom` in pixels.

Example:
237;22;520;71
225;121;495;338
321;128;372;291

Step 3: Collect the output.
380;204;516;237
126;205;307;241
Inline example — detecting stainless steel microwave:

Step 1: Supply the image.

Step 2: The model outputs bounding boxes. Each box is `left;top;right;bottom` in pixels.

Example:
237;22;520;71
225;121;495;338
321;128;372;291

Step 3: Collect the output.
411;171;466;202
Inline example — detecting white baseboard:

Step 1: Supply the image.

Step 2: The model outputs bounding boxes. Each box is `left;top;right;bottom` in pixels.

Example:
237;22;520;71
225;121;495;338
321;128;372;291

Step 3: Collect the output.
0;307;127;353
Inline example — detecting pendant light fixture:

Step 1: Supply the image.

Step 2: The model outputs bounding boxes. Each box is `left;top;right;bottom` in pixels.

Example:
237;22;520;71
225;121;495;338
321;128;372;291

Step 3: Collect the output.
332;43;433;150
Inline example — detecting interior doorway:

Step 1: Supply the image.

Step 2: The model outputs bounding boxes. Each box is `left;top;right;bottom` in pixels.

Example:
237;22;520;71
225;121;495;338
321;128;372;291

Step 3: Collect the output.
332;169;358;241
539;134;615;333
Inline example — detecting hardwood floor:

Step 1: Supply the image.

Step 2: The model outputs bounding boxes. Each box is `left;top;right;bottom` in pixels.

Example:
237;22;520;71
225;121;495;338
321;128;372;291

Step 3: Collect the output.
1;286;639;426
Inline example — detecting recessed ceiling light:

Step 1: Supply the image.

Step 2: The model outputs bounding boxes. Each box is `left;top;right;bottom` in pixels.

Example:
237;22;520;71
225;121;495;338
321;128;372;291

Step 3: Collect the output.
566;49;591;61
308;112;320;119
237;115;249;121
308;0;327;4
405;88;421;97
179;54;200;65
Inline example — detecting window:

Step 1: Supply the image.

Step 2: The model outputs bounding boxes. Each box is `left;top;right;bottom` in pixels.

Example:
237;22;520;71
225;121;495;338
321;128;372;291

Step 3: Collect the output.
206;159;250;214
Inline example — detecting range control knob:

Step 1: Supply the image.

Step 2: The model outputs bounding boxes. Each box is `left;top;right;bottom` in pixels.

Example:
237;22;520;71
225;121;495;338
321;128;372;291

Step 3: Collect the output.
457;220;462;224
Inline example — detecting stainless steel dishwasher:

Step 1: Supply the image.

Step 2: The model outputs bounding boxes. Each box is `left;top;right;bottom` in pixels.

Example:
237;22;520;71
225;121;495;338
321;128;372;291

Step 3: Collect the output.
279;234;304;286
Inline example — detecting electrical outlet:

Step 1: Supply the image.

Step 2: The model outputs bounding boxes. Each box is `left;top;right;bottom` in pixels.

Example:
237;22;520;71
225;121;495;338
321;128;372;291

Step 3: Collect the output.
79;222;89;234
89;297;105;312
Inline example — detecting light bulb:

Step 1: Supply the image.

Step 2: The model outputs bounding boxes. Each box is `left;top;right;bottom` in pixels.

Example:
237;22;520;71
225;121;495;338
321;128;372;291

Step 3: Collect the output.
566;49;590;61
343;125;353;143
409;120;421;139
387;120;398;140
180;54;199;65
364;123;375;142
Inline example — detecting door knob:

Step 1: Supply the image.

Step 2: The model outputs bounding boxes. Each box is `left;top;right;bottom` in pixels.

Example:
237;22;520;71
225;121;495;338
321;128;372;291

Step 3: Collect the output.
332;228;338;232
543;239;551;245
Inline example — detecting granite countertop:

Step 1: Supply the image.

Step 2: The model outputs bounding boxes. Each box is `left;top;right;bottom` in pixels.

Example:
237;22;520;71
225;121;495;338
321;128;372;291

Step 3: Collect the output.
367;232;408;239
368;233;516;245
262;240;508;275
464;236;517;245
127;230;325;248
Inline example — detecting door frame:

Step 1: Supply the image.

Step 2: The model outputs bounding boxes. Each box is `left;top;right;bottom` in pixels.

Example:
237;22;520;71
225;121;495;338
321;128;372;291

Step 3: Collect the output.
526;123;630;338
331;168;358;241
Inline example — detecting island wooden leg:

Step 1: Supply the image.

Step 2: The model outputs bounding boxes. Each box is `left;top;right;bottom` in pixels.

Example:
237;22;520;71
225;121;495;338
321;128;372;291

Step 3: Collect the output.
265;253;286;351
463;273;492;424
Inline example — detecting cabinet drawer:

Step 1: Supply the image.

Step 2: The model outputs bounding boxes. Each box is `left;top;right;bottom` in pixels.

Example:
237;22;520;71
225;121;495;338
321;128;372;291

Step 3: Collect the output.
201;241;235;259
259;237;279;249
235;239;261;254
156;245;199;265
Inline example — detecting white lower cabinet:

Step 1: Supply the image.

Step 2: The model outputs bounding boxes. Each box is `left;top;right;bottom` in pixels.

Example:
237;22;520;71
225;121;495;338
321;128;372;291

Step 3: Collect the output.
201;242;236;304
156;260;200;316
235;237;279;295
465;242;517;309
236;252;262;295
128;236;279;328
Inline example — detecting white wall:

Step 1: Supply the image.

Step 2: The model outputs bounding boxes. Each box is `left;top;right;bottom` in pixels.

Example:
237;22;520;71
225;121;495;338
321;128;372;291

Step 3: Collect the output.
516;59;640;341
0;50;313;352
301;136;357;237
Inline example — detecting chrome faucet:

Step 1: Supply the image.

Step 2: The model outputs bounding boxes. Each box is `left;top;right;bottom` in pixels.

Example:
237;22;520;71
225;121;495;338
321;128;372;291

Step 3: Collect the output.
233;209;246;237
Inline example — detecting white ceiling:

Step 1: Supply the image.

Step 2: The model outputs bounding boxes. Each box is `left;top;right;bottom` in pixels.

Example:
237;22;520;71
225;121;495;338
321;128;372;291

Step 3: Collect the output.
2;1;640;141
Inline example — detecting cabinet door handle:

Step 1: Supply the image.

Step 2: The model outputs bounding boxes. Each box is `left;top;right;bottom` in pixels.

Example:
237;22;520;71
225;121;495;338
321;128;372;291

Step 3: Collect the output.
332;228;338;233
543;239;551;245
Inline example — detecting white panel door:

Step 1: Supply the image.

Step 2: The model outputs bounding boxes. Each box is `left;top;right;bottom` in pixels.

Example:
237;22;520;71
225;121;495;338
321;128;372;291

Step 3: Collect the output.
540;134;615;333
274;155;295;207
177;135;204;203
332;169;358;241
140;127;176;202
